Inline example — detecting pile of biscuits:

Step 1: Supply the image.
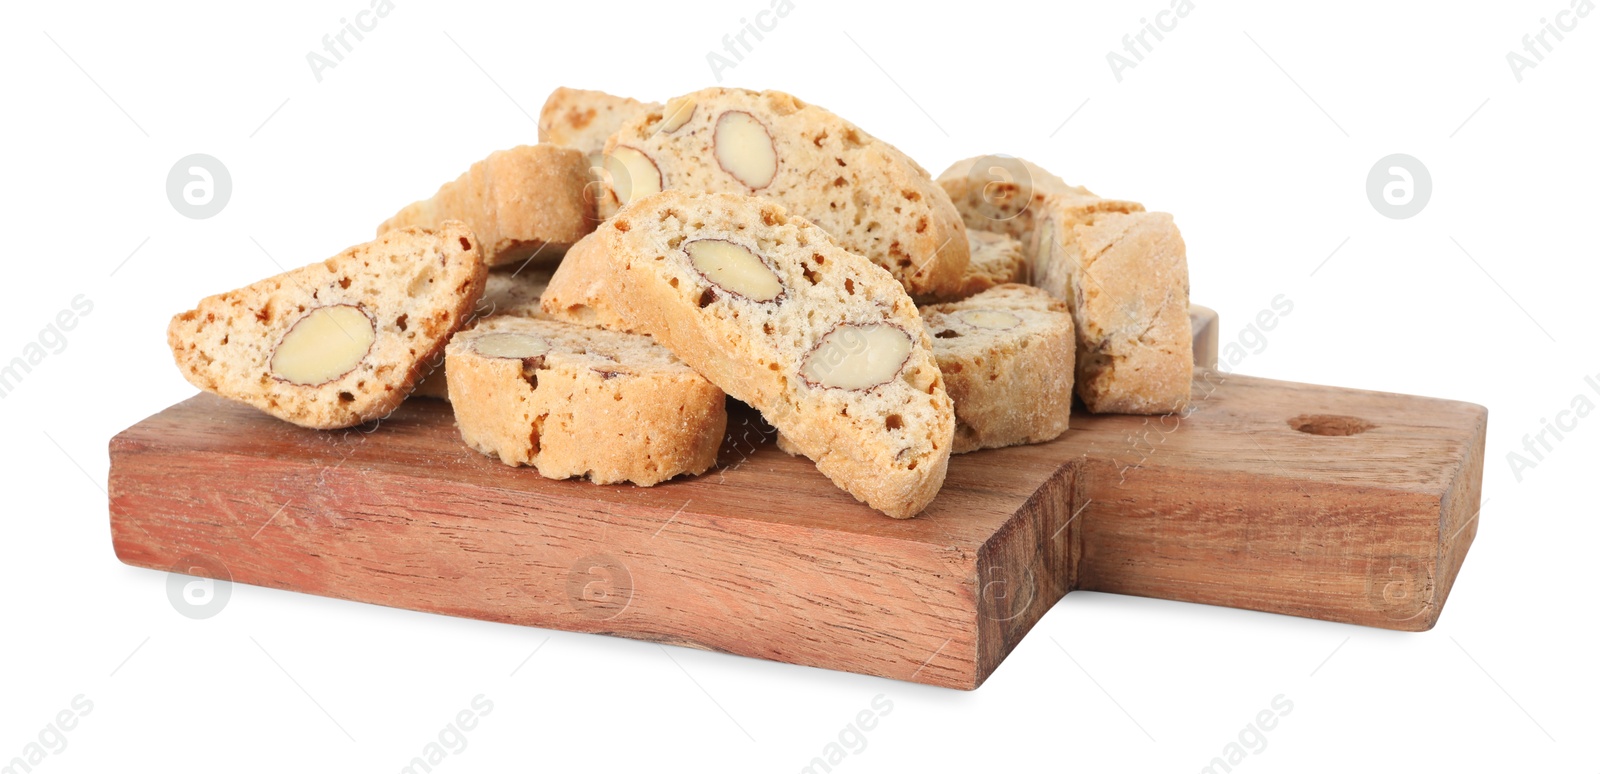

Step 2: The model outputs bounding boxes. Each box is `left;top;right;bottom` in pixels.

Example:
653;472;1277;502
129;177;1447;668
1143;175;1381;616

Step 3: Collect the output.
167;86;1192;519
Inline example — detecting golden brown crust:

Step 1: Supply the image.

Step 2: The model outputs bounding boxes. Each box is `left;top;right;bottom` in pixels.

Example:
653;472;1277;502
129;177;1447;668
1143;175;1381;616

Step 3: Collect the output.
538;231;638;333
380;144;596;267
1037;210;1192;414
168;223;486;429
446;316;725;485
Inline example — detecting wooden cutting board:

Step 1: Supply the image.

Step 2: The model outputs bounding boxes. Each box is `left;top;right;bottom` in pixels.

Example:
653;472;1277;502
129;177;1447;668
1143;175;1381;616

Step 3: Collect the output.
108;307;1486;689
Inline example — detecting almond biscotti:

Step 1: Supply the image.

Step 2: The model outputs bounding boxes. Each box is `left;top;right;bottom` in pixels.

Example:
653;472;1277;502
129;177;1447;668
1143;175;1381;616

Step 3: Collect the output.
538;231;638;333
446;316;726;485
914;229;1028;305
597;87;970;298
937;155;1093;244
1034;209;1192;414
920;284;1075;453
168;222;486;429
538;87;660;160
588;190;955;519
379;144;595;267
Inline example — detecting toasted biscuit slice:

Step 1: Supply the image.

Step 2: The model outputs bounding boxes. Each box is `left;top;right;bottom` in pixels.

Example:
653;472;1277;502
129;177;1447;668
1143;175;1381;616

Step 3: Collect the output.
538;231;638;334
446;316;725;485
919;285;1075;452
588;190;955;518
168;223;486;428
380;144;595;267
1034;209;1192;414
598;87;969;298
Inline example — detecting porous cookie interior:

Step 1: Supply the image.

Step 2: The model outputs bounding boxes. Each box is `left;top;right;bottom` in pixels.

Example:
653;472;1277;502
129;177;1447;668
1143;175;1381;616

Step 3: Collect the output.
602;88;967;295
610;192;952;494
168;223;484;428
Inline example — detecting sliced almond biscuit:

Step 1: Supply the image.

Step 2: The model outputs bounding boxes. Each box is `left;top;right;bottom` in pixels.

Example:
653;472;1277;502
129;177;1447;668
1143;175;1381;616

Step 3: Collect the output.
168;223;486;429
920;284;1075;453
1035;209;1192;414
446;316;726;486
591;190;955;519
913;229;1029;305
538;231;639;334
380;144;595;267
597;87;970;298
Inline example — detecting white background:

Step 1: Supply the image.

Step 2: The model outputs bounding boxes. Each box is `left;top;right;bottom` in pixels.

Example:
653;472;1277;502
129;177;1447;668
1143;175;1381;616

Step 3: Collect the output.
2;0;1596;771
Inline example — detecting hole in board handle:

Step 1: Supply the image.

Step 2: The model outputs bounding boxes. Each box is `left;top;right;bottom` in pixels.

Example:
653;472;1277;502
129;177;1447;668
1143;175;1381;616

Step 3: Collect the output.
1288;414;1375;436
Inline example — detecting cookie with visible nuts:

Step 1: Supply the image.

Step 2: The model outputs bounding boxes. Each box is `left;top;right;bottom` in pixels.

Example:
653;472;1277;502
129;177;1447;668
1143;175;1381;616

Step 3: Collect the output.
597;87;970;298
914;229;1029;305
168;222;487;429
446;316;726;486
1033;208;1192;414
920;284;1075;452
589;190;955;518
380;144;595;267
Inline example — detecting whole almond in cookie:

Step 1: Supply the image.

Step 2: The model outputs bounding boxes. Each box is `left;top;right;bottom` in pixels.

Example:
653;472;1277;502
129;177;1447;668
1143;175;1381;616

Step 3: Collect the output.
168;222;486;429
586;190;955;519
597;87;970;299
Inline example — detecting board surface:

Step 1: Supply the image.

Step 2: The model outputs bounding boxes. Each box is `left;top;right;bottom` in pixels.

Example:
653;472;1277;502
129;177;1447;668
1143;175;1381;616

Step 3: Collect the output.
109;348;1485;689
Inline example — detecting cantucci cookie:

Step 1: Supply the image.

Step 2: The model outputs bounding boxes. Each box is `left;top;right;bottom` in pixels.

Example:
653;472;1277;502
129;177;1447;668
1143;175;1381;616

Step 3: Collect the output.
597;87;970;298
168;222;486;429
539;231;638;333
591;190;955;519
411;265;557;400
1034;209;1192;414
919;284;1075;453
538;87;660;160
937;155;1093;244
380;144;595;267
913;229;1028;305
445;316;725;486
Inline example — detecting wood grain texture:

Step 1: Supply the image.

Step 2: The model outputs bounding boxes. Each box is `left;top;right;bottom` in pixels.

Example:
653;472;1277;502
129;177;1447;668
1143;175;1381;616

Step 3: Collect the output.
108;370;1485;689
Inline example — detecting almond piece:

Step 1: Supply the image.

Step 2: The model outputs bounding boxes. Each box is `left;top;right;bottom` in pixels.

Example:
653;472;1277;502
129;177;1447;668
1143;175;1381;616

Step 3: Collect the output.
659;96;696;133
685;239;783;302
713;110;778;189
800;324;913;391
269;305;377;386
955;309;1022;330
604;146;662;206
471;332;550;360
